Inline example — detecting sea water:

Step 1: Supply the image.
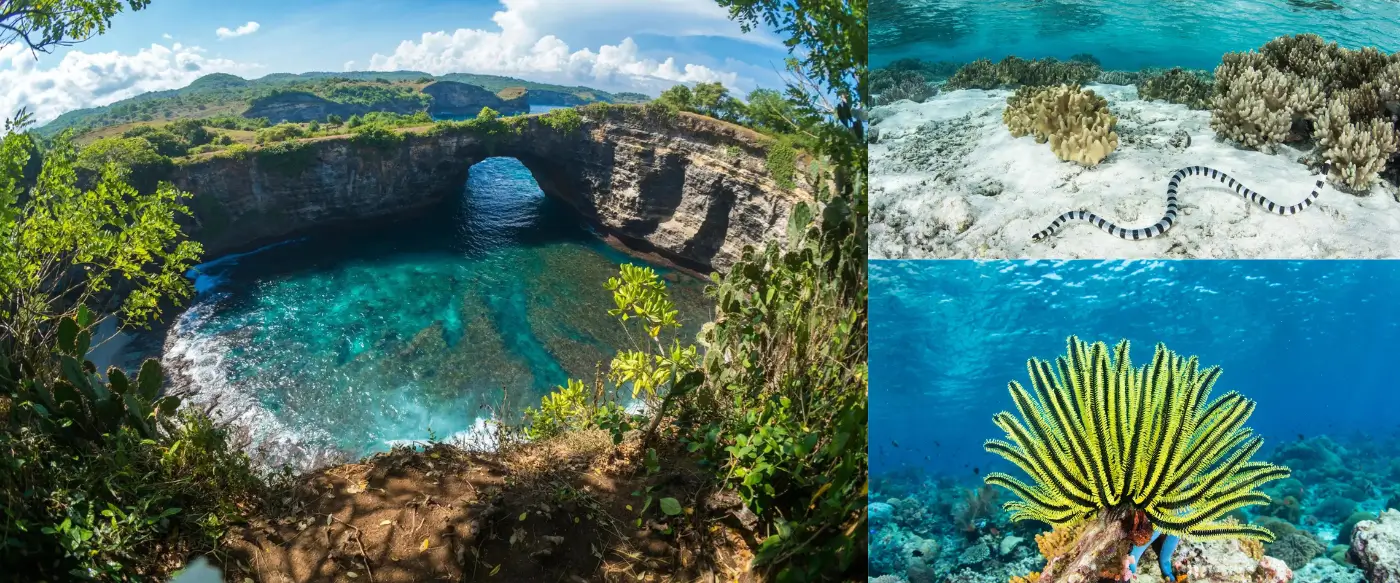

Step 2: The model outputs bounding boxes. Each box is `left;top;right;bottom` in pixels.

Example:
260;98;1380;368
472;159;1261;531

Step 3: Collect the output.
872;0;1400;71
162;158;710;468
868;260;1400;580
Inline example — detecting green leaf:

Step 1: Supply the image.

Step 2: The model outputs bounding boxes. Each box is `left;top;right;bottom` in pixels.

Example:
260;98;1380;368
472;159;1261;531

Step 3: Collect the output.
108;368;130;395
659;498;682;516
57;318;79;355
137;359;163;401
785;202;813;249
76;330;92;359
77;305;94;328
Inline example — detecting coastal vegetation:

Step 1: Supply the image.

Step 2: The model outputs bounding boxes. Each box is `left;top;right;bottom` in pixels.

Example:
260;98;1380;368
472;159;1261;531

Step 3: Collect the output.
0;1;866;582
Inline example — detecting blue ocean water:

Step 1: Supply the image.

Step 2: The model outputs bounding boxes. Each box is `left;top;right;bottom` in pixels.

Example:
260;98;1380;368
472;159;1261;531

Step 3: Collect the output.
867;260;1400;581
166;157;709;465
870;259;1400;476
872;0;1400;71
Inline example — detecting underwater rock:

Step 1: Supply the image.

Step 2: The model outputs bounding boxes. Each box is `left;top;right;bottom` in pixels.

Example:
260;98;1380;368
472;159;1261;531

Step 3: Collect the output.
932;196;976;234
999;534;1024;556
1338;511;1377;544
1138;537;1292;583
1294;558;1366;583
870;501;895;527
1349;509;1400;583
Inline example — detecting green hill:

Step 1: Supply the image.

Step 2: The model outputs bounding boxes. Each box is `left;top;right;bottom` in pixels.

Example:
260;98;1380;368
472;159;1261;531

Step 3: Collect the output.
37;71;631;137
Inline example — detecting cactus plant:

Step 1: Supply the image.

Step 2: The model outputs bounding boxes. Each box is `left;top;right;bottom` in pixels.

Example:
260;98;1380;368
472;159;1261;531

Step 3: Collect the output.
4;307;180;443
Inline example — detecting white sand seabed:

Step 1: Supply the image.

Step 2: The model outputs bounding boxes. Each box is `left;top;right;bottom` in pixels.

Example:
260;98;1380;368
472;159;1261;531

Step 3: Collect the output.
870;84;1400;259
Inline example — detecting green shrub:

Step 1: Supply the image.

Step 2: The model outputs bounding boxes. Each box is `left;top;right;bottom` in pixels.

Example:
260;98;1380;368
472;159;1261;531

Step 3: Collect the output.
0;313;271;581
76;136;174;191
254;123;306;145
765;138;798;189
643;100;680;121
539;107;584;133
523;379;592;440
256;140;318;175
214;143;252;160
349;124;404;150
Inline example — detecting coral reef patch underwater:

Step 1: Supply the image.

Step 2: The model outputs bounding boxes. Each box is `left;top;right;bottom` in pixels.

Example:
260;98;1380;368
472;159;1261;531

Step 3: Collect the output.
870;0;1400;259
867;260;1400;583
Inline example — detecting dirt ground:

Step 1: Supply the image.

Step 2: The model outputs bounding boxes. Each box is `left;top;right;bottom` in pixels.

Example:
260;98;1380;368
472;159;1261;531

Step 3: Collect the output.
221;430;764;583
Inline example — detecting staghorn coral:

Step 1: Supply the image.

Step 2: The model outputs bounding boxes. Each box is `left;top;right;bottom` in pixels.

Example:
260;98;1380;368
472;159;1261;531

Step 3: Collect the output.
1136;67;1213;110
1003;85;1119;166
1379;61;1400;112
1210;52;1325;151
982;336;1291;542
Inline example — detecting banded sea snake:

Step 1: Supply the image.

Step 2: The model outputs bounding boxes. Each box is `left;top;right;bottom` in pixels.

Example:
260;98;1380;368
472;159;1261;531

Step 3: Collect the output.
1031;160;1332;241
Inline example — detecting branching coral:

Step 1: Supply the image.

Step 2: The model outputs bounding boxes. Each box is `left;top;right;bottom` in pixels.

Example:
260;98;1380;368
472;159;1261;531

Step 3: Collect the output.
1209;52;1324;152
1003;85;1119;166
1211;33;1400;189
982;336;1290;542
1136;67;1213;110
1317;97;1399;190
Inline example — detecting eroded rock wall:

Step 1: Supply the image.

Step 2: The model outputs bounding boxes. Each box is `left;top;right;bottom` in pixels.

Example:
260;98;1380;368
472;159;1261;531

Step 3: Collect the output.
170;107;809;271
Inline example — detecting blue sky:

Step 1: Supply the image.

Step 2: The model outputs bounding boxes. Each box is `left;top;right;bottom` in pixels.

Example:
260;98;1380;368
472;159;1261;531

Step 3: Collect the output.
2;0;790;124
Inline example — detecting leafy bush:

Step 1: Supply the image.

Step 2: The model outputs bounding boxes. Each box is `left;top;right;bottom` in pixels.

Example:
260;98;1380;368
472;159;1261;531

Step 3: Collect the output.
539;107;584;133
254;123;306;145
76;136;174;191
523;378;592;440
349;124;404;150
765;137;798;189
256;140;318;175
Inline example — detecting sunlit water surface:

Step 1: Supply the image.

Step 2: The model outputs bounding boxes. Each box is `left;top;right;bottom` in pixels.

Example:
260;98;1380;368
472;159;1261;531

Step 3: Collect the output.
161;157;710;468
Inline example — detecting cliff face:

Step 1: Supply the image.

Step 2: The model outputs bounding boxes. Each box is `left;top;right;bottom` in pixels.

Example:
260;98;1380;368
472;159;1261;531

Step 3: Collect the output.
524;89;591;106
423;81;528;117
243;91;423;123
171;107;810;271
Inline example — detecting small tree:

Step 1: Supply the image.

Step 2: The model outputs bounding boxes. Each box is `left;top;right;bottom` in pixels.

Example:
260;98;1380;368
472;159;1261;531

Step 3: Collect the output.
604;264;701;446
657;84;694;112
326;113;343;126
346;114;362;128
307;120;321;132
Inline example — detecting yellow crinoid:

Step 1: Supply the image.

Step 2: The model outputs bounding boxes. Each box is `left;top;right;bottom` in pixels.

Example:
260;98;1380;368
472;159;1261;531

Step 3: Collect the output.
983;336;1290;542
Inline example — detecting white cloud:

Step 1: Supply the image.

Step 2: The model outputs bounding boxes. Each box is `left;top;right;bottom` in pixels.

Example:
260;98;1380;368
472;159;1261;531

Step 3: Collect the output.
343;60;356;71
162;33;173;40
0;42;258;126
365;0;767;94
216;21;261;40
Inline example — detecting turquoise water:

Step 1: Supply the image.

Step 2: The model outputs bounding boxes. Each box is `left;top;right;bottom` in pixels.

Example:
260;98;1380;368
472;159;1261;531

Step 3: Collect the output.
872;0;1400;71
167;158;710;466
868;260;1400;581
432;103;567;121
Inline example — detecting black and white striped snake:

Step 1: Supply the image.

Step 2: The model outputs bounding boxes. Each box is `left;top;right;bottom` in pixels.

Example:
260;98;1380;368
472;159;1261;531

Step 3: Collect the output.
1031;161;1332;241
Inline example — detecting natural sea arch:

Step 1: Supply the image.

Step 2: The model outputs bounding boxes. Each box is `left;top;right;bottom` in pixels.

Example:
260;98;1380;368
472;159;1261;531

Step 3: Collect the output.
173;107;808;274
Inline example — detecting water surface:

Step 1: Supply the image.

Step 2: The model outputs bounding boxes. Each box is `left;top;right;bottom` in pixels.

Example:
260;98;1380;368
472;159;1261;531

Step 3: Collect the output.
166;157;710;466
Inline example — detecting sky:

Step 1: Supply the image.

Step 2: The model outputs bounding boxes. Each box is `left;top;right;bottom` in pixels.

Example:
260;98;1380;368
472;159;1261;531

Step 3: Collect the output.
0;0;793;125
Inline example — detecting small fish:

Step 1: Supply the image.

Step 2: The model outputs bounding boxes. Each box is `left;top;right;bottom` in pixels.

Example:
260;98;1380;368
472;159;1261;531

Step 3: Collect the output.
925;456;930;462
1297;434;1305;441
934;441;940;447
891;440;900;448
912;550;923;557
973;466;980;476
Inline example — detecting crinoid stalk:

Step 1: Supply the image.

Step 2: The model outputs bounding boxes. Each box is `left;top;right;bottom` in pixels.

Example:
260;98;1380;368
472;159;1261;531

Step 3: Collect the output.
982;336;1290;543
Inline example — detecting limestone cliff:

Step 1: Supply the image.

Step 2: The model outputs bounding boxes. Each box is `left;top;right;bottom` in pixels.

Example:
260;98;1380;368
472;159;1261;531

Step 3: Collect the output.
422;81;528;117
171;106;810;271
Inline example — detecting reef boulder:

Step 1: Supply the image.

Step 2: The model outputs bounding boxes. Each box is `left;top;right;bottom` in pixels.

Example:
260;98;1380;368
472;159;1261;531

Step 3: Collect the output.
1349;509;1400;583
